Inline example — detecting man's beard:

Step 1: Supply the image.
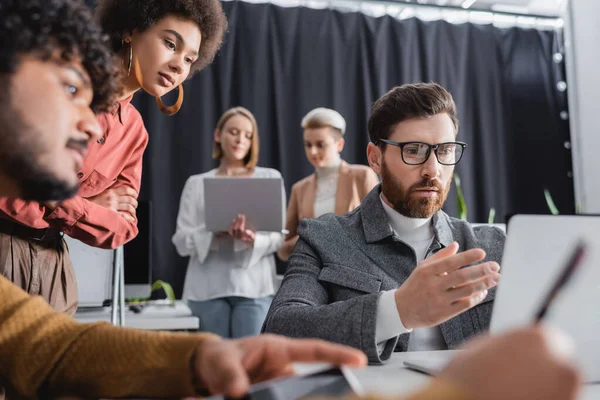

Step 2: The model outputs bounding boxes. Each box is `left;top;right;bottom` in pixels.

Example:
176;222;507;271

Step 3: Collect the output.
380;159;450;219
0;109;77;201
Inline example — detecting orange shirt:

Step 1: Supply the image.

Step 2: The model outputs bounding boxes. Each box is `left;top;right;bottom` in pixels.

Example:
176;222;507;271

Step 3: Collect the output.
0;96;148;249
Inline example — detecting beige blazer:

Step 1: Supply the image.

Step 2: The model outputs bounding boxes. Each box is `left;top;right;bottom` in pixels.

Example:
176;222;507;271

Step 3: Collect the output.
277;161;379;260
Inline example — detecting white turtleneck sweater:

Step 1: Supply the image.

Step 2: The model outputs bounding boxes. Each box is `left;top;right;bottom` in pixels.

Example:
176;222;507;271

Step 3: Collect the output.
313;154;342;218
376;195;447;352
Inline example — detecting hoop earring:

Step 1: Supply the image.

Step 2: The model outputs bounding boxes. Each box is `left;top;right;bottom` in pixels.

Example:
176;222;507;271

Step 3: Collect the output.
156;84;184;116
121;40;132;77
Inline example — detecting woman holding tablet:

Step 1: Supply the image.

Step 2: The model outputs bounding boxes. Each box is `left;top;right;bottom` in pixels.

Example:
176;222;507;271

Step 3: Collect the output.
172;107;283;338
277;108;379;261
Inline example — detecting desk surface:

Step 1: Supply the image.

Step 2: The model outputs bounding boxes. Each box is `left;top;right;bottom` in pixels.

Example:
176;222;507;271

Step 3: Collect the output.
296;350;600;400
74;300;199;331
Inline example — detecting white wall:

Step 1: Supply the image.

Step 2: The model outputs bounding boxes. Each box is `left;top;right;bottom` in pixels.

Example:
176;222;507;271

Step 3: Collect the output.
565;0;600;212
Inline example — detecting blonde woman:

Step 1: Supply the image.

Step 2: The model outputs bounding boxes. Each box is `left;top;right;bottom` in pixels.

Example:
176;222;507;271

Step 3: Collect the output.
278;108;379;261
172;107;283;338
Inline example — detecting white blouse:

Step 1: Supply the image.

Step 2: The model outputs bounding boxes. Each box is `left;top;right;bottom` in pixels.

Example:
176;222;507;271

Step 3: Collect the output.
172;167;284;301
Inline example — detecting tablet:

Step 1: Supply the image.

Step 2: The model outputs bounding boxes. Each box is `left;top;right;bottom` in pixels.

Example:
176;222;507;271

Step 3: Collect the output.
403;357;450;376
203;177;285;232
204;366;363;400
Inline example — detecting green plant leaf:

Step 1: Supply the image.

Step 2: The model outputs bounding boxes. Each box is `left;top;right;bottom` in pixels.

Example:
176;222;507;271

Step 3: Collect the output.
488;208;496;224
151;280;176;301
543;189;560;215
454;174;468;221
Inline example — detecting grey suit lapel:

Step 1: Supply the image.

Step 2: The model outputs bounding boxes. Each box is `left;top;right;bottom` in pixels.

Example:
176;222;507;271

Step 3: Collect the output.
361;185;394;244
431;212;454;248
355;186;419;283
430;212;475;348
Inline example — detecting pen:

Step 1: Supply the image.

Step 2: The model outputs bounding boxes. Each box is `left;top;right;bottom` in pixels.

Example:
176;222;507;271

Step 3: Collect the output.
534;240;587;323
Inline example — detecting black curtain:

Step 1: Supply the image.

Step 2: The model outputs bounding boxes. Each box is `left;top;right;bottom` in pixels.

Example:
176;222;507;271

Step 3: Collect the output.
87;1;573;297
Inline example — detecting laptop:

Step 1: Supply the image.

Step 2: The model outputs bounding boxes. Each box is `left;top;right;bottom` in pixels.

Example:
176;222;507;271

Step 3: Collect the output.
403;215;600;383
203;177;285;232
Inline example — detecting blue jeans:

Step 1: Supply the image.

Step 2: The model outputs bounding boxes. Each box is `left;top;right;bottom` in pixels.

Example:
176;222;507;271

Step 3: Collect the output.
188;296;273;338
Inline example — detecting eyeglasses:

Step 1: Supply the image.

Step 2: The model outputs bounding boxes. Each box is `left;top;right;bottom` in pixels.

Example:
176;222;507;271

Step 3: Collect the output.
378;139;467;166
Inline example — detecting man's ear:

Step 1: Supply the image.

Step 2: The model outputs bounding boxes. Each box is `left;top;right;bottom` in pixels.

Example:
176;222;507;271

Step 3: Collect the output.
367;142;382;175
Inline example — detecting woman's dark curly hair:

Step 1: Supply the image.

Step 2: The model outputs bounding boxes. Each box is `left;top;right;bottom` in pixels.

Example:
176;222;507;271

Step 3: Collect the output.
0;0;119;113
95;0;228;74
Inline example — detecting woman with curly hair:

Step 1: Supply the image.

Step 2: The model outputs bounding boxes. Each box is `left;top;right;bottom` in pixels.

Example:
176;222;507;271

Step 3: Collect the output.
0;0;227;315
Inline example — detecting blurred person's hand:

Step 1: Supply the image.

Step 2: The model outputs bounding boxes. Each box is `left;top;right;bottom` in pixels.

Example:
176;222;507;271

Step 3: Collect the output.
88;185;138;222
440;326;581;400
192;334;367;398
229;214;256;244
394;242;500;329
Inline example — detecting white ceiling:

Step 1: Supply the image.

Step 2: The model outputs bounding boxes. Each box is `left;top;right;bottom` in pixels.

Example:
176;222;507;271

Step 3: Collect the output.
440;0;564;16
239;0;565;28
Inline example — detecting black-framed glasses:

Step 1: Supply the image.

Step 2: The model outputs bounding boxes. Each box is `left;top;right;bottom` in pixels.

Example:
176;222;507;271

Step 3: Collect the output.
378;139;467;166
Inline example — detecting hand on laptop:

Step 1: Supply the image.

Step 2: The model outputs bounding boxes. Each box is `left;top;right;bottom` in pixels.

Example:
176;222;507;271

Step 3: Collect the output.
440;326;581;400
394;242;500;329
229;214;256;244
192;334;367;397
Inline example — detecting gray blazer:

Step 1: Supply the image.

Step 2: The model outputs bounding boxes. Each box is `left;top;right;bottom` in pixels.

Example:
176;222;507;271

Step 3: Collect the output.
263;185;505;364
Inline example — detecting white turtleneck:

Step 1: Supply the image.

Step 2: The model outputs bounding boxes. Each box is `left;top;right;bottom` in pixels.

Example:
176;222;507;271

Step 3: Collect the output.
376;195;447;352
313;154;342;218
381;197;434;257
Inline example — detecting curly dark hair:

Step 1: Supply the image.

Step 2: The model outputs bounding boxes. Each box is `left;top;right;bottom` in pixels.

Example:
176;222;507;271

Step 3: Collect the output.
95;0;228;74
0;0;119;113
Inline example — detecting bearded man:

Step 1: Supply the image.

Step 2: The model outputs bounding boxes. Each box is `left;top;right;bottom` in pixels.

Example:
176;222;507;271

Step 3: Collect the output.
263;83;505;364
